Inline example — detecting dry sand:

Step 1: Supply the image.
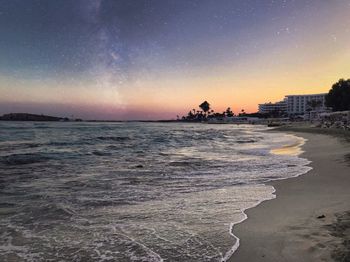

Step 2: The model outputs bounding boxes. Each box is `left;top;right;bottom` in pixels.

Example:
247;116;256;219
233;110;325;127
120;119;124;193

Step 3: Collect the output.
230;129;350;262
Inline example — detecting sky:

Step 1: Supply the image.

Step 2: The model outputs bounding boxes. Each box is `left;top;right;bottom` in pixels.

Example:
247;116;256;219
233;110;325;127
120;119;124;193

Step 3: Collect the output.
0;0;350;120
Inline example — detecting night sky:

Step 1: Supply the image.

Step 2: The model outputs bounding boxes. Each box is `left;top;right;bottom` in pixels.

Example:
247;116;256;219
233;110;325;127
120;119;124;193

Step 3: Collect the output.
1;0;349;120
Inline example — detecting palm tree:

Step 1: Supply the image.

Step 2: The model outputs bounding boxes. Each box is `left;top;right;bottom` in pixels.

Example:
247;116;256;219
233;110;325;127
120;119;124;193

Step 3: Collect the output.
187;110;194;120
207;109;214;118
199;101;210;116
226;107;234;117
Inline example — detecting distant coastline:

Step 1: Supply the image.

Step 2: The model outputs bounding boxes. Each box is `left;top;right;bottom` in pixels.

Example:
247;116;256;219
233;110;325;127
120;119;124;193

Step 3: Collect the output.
0;113;181;123
0;113;81;122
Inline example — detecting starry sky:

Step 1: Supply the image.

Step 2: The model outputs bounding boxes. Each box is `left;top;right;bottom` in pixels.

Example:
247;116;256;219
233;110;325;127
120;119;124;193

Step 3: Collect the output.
0;0;349;120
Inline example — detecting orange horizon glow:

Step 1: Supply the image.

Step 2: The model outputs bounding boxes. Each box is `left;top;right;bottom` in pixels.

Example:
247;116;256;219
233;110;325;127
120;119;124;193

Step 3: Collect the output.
1;1;349;120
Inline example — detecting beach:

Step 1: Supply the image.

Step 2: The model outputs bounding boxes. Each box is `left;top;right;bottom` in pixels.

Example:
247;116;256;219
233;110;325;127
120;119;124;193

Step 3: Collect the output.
230;128;350;262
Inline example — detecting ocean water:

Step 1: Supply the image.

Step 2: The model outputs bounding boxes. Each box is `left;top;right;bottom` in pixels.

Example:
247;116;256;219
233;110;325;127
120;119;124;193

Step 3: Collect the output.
0;122;311;261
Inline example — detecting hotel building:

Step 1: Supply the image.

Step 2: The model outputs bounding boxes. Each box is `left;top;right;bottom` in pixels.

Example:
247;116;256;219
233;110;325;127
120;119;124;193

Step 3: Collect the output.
286;93;327;115
259;93;328;116
258;99;288;114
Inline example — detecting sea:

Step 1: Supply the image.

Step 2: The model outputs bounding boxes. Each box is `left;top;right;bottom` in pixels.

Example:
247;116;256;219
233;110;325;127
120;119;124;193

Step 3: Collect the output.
0;122;312;262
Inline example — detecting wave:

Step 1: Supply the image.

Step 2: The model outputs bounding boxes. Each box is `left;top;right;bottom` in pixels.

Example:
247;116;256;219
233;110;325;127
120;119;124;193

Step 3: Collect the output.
0;122;314;262
0;142;41;152
1;153;52;165
92;150;112;156
235;139;257;143
46;141;72;146
26;203;77;221
168;160;204;167
0;151;81;165
96;136;131;141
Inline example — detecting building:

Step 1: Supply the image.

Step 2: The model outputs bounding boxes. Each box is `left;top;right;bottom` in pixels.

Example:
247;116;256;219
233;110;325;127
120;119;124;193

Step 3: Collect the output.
286;93;327;115
258;93;329;118
258;99;287;115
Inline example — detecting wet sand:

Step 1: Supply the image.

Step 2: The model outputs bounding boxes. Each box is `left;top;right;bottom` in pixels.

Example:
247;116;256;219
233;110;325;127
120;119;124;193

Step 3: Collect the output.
230;129;350;262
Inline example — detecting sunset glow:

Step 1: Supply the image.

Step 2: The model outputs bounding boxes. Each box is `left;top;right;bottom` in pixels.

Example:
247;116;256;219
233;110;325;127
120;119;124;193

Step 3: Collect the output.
1;0;349;120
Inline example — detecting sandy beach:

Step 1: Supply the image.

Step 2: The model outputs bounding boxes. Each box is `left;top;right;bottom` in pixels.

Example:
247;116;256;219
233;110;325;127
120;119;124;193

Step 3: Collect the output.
230;128;350;262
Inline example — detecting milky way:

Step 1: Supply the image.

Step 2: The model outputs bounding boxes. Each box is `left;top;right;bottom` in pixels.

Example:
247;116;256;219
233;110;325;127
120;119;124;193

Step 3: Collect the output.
0;0;349;119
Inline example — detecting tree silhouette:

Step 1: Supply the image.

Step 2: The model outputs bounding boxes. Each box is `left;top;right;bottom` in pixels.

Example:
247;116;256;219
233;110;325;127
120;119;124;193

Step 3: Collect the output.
199;101;210;115
225;107;234;117
306;100;322;111
325;79;350;111
187;110;194;120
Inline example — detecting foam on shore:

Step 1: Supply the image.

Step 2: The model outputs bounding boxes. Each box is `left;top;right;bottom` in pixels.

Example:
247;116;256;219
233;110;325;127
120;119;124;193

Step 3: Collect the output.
224;133;312;261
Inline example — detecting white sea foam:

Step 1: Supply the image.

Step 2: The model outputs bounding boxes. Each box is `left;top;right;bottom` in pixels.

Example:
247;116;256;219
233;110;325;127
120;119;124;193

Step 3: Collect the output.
222;134;312;261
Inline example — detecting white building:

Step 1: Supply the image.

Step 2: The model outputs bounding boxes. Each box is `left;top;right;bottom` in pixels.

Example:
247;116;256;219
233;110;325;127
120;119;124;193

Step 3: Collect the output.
286;93;327;115
258;99;287;114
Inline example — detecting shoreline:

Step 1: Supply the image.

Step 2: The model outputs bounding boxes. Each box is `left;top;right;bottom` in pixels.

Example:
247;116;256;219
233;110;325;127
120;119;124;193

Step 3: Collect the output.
224;132;310;261
229;128;350;261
